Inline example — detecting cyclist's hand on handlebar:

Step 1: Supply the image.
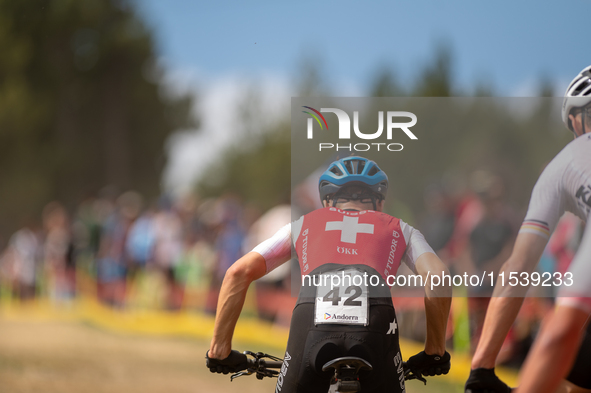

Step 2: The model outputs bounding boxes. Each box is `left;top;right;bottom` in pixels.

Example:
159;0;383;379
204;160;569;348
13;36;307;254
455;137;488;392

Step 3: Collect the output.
205;350;249;375
406;351;451;376
464;368;511;393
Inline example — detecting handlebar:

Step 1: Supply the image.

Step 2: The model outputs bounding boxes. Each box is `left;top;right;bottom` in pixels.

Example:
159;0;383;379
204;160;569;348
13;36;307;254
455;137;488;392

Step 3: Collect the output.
402;362;427;385
230;351;429;385
247;358;284;369
230;351;283;381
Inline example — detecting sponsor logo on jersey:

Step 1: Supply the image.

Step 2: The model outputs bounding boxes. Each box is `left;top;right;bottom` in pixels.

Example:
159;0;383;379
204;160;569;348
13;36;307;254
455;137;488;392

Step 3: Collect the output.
324;313;331;320
384;237;400;277
302;228;309;273
275;351;292;393
336;246;358;255
576;184;591;208
329;314;359;321
394;351;406;391
302;106;417;152
387;319;398;334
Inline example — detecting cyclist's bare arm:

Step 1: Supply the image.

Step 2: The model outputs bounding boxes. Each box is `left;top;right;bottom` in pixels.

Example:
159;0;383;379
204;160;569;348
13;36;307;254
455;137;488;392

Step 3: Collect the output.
518;220;591;393
208;252;267;359
415;252;452;356
515;305;588;393
471;233;547;369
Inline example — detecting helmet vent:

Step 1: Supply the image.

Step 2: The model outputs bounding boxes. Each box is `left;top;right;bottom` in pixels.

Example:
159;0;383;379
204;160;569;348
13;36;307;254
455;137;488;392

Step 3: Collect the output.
330;166;343;176
574;78;591;96
343;159;365;174
344;160;354;174
358;160;366;173
368;166;379;176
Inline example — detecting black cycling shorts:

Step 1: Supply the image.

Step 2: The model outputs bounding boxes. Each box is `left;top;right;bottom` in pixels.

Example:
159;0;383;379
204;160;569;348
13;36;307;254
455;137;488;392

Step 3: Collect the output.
274;301;405;393
566;321;591;389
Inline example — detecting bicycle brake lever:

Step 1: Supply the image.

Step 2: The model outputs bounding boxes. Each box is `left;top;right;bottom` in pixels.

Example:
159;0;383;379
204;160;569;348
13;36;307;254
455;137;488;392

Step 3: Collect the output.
415;373;427;385
255;352;282;361
404;369;427;385
231;351;282;382
230;370;253;382
255;367;280;379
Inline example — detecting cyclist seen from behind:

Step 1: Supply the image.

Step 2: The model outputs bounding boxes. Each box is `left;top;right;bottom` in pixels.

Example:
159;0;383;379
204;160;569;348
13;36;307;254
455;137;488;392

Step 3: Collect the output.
207;156;452;392
465;66;591;393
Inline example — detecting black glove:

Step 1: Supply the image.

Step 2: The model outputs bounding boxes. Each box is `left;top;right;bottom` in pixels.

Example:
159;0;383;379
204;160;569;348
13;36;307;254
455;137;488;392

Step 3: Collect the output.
405;351;451;376
205;350;249;375
465;368;511;393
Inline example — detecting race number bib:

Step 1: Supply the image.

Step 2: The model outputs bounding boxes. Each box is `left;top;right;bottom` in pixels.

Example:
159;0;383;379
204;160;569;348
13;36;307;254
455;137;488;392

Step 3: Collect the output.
314;268;369;326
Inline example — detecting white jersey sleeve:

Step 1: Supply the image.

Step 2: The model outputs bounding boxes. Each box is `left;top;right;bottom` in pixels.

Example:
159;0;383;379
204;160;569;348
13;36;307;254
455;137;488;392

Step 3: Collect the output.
520;136;591;240
519;157;567;240
399;220;436;274
251;223;292;273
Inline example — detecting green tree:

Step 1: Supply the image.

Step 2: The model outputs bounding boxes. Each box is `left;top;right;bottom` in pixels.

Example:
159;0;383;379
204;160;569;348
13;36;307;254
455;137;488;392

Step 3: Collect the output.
414;42;454;97
368;65;404;97
0;0;196;236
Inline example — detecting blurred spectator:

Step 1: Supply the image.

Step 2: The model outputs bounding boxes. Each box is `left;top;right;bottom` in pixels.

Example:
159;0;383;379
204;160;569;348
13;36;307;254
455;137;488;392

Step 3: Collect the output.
205;195;246;314
174;222;215;309
152;196;184;310
457;171;518;351
43;202;75;302
126;204;156;280
446;186;483;267
74;195;108;262
0;221;41;301
418;182;456;255
244;204;292;322
96;191;142;307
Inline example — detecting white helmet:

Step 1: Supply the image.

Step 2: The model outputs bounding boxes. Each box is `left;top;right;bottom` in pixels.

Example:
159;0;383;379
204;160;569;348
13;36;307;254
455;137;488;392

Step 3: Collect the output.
562;65;591;131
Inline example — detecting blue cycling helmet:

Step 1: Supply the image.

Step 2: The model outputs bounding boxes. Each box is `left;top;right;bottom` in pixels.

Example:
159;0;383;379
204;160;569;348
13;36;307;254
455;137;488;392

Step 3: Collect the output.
319;156;388;203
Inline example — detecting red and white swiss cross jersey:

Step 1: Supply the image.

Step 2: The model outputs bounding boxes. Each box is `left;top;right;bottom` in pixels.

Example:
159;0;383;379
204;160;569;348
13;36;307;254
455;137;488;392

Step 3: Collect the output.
293;207;407;279
252;207;435;281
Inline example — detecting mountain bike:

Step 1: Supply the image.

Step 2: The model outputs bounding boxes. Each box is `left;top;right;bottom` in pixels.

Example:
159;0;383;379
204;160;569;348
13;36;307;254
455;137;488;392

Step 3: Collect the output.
229;350;430;393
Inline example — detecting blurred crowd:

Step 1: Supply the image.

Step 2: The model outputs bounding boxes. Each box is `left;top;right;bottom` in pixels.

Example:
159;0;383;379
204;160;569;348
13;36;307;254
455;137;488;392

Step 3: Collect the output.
0;187;280;312
0;169;585;369
407;169;585;367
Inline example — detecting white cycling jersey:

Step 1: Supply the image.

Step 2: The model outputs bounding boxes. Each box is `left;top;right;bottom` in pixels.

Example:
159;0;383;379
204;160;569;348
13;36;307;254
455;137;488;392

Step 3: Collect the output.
518;134;591;311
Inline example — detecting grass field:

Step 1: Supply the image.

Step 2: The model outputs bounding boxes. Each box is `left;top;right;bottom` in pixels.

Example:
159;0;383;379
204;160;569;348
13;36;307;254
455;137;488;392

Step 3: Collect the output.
0;299;517;393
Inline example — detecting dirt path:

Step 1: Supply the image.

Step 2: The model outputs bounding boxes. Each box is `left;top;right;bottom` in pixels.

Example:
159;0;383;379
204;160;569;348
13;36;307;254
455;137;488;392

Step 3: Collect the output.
0;317;475;392
0;319;277;393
